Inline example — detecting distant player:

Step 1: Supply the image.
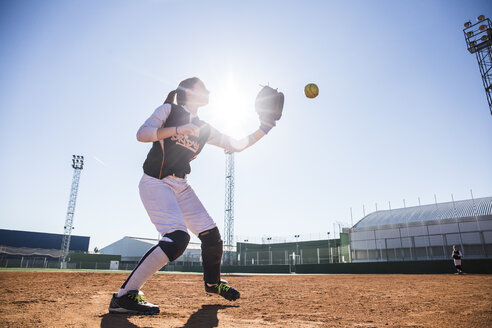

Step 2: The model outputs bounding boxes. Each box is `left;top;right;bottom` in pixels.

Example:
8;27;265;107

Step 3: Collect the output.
452;245;463;274
108;77;283;314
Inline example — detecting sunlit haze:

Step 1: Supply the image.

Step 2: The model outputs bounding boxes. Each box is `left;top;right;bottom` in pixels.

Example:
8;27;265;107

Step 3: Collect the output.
210;70;255;138
0;0;491;250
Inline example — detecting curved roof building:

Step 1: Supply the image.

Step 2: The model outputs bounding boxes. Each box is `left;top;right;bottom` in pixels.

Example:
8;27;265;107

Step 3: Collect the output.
353;197;492;229
349;197;492;262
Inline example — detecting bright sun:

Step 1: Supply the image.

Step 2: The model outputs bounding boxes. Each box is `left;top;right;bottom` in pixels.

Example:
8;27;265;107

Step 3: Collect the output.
211;73;254;138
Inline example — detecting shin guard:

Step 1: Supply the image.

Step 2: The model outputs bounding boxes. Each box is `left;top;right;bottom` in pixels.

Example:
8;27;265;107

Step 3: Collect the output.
198;227;223;284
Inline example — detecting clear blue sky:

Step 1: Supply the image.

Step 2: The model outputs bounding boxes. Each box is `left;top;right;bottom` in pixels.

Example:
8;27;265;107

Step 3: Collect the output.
1;0;491;250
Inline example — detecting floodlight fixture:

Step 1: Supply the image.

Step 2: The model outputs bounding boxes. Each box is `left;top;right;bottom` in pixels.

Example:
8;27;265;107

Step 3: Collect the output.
463;15;492;115
71;154;85;169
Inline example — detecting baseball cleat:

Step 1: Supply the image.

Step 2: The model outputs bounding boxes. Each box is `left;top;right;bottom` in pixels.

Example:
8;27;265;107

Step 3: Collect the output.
205;279;240;301
108;290;160;315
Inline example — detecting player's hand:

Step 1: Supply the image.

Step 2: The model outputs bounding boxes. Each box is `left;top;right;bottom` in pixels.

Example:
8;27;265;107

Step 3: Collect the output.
177;123;200;137
255;85;283;134
259;116;276;134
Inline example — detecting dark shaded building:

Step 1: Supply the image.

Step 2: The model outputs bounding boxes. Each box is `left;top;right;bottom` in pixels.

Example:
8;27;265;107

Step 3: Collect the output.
0;229;90;264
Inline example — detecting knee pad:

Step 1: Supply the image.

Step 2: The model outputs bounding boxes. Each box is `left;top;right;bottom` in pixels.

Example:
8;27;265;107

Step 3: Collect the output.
199;227;223;284
158;230;190;262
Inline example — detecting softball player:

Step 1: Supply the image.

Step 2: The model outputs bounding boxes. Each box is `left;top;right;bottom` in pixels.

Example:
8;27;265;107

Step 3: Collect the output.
109;77;277;314
452;245;463;274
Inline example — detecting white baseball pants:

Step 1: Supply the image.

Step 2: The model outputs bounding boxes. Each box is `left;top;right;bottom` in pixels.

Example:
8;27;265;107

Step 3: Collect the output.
138;173;216;238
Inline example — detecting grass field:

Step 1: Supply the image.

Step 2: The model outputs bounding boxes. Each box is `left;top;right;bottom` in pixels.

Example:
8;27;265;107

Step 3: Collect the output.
0;270;491;327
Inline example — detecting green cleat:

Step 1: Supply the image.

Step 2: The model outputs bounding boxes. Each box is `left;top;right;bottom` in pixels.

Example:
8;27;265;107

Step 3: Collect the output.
205;279;240;301
108;290;160;315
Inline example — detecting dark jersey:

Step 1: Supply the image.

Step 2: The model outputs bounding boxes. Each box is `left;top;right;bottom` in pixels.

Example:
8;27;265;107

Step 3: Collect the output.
143;104;211;179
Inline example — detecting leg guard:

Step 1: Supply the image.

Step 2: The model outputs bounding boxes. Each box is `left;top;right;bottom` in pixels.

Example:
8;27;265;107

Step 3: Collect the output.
199;227;223;284
158;230;190;262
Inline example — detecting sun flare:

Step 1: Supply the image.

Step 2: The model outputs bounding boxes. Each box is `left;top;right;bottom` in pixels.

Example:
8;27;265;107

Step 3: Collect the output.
210;73;254;138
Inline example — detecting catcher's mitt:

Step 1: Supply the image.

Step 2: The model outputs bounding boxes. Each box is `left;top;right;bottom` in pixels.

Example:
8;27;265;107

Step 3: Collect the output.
255;85;284;126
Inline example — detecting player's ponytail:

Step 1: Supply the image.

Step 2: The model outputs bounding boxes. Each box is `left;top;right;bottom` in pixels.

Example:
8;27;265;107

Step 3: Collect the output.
164;90;177;105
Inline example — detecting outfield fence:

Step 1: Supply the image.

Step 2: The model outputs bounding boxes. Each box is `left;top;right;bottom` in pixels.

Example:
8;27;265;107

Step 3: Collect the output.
0;257;116;270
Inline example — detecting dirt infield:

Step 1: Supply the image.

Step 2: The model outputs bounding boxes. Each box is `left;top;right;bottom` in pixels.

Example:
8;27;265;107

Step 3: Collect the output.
0;271;491;327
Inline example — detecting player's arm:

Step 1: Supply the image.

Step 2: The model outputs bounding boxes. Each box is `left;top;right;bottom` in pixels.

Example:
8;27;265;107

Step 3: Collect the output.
155;124;199;140
136;104;199;142
207;126;266;153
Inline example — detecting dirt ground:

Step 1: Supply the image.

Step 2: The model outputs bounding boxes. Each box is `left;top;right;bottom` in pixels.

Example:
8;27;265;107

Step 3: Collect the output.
0;271;491;328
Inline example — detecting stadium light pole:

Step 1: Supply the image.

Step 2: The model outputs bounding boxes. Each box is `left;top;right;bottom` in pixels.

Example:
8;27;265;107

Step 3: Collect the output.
224;151;235;265
60;155;84;268
327;232;331;263
267;237;272;265
243;241;248;266
337;222;343;263
463;15;492;115
294;234;300;264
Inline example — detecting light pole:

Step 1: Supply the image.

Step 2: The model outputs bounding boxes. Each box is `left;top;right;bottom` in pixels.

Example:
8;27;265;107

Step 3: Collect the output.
294;234;300;265
224;152;235;265
267;237;272;265
327;232;331;264
336;221;344;263
463;14;492;115
60;155;84;268
243;240;248;266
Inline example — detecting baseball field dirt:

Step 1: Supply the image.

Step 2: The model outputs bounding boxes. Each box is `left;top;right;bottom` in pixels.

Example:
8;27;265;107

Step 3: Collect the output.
0;271;491;327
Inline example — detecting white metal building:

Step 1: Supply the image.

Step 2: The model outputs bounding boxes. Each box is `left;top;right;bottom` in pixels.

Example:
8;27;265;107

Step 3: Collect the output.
349;197;492;262
100;236;202;264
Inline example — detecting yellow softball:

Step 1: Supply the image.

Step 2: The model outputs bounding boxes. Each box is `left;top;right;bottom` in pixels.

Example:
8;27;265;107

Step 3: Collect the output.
304;83;319;98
